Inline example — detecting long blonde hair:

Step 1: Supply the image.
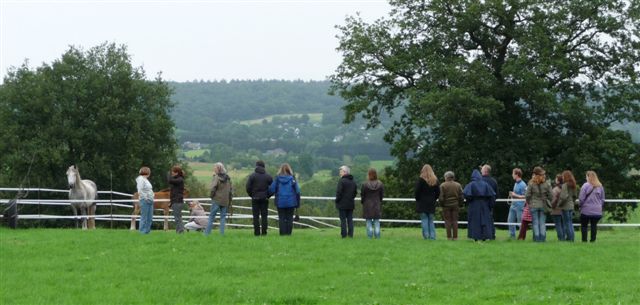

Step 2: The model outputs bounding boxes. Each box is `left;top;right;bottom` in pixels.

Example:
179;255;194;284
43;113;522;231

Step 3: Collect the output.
213;162;226;175
586;171;602;187
277;163;293;176
420;164;438;186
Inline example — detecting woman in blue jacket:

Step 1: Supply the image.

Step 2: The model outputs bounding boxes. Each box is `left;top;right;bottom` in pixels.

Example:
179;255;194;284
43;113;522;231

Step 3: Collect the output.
269;163;301;235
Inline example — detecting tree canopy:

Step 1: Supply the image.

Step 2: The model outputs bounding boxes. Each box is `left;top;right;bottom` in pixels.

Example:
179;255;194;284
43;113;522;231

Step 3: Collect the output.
330;0;640;220
0;42;178;193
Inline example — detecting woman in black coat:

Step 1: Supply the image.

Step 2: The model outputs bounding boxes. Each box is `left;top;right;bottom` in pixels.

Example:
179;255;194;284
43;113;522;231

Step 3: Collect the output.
414;164;440;240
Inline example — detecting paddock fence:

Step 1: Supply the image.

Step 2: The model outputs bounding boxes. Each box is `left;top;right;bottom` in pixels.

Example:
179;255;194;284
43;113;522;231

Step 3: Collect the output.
1;187;639;229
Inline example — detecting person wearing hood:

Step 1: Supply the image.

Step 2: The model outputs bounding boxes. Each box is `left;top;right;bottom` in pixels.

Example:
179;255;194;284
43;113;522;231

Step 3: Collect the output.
335;165;357;238
415;164;440;240
205;162;233;236
246;160;273;236
136;166;154;234
361;168;384;239
268;163;301;235
463;169;496;241
168;165;186;234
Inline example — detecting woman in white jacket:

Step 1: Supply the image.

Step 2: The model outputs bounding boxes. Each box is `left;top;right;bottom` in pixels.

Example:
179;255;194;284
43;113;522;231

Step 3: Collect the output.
136;166;154;234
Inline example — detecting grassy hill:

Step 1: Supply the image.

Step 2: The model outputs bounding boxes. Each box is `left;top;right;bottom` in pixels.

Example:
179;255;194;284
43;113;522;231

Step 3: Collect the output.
1;227;638;304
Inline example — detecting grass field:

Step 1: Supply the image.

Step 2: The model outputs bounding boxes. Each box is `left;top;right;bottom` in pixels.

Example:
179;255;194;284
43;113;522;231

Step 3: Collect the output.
1;227;638;305
183;149;210;159
189;162;253;185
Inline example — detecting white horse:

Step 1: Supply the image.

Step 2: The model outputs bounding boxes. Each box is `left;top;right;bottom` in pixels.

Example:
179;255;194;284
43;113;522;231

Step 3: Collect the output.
66;165;98;229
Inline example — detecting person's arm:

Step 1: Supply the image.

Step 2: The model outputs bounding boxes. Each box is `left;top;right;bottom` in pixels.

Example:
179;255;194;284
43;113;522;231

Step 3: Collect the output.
245;175;253;197
551;187;561;208
335;180;343;203
414;179;422;201
360;185;366;204
525;183;532;202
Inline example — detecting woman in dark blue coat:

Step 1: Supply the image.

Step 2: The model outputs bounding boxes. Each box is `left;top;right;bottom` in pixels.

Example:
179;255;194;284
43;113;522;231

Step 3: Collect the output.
463;170;496;241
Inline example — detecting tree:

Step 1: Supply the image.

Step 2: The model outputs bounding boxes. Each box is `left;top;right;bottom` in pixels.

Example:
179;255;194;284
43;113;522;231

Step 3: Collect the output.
331;0;640;221
0;42;178;195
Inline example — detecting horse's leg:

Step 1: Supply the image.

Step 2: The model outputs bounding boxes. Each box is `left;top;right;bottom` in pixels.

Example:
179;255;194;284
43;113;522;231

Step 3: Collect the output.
71;204;79;229
163;207;169;231
88;203;96;229
80;207;88;230
131;203;140;230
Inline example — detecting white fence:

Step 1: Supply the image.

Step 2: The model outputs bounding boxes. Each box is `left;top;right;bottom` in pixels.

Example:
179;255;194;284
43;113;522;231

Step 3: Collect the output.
1;187;639;228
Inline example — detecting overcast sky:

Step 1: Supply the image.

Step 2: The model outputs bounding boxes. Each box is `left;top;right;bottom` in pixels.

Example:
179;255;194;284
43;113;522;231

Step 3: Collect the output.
0;0;391;83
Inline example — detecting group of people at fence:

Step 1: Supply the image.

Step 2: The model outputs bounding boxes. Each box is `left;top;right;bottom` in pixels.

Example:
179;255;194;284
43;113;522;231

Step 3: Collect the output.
135;161;605;243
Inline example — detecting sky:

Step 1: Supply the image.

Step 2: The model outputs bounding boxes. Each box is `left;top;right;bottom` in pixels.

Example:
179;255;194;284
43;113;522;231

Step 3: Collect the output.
0;0;391;83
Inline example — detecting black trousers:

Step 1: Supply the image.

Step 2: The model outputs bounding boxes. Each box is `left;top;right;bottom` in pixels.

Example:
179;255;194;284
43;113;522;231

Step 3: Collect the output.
251;199;269;236
338;209;354;238
580;214;601;242
172;202;184;233
277;208;295;235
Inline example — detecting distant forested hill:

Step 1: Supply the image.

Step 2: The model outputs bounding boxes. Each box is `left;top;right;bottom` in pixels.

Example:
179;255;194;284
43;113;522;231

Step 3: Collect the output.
169;80;393;160
171;80;345;131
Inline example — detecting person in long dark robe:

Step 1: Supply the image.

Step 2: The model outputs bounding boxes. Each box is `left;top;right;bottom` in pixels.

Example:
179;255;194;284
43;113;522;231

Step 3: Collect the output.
464;170;496;241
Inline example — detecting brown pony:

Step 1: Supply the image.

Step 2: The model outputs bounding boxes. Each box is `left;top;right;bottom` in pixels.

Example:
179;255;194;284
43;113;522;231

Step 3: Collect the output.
130;188;189;231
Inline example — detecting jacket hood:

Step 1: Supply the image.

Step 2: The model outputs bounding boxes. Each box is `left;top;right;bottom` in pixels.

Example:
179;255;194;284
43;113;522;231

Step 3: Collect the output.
342;174;354;181
276;175;294;184
216;173;230;183
471;170;483;182
254;166;266;174
364;180;382;190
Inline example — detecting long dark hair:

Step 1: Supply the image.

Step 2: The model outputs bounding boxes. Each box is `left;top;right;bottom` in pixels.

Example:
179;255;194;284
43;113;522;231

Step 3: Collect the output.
171;165;185;177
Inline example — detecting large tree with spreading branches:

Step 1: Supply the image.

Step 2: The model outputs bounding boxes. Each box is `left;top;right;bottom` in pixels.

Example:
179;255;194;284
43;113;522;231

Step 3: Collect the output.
330;0;639;221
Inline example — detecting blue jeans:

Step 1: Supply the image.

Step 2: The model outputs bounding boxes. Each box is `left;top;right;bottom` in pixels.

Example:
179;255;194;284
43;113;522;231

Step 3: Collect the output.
420;213;436;240
204;202;227;236
366;219;380;239
508;204;524;238
139;198;153;234
562;210;575;241
552;215;565;241
531;208;547;242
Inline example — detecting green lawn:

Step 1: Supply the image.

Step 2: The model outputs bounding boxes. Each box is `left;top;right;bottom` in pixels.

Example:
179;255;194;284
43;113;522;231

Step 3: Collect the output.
188;162;253;185
1;227;638;304
183;149;209;158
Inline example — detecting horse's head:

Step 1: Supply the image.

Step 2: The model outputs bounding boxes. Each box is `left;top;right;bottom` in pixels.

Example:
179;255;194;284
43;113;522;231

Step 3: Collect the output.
66;165;78;189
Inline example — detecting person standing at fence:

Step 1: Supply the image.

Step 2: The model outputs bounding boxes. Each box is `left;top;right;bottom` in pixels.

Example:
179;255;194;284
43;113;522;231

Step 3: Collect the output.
269;163;301;236
463;169;495;242
205;162;233;236
335;165;357;238
185;201;207;231
415;164;440;240
558;170;578;242
579;171;605;242
525;166;553;242
361;168;384;239
550;174;564;241
136;166;154;234
439;171;464;240
518;201;533;240
481;164;498;239
246;160;273;236
508;168;527;239
168;165;185;234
